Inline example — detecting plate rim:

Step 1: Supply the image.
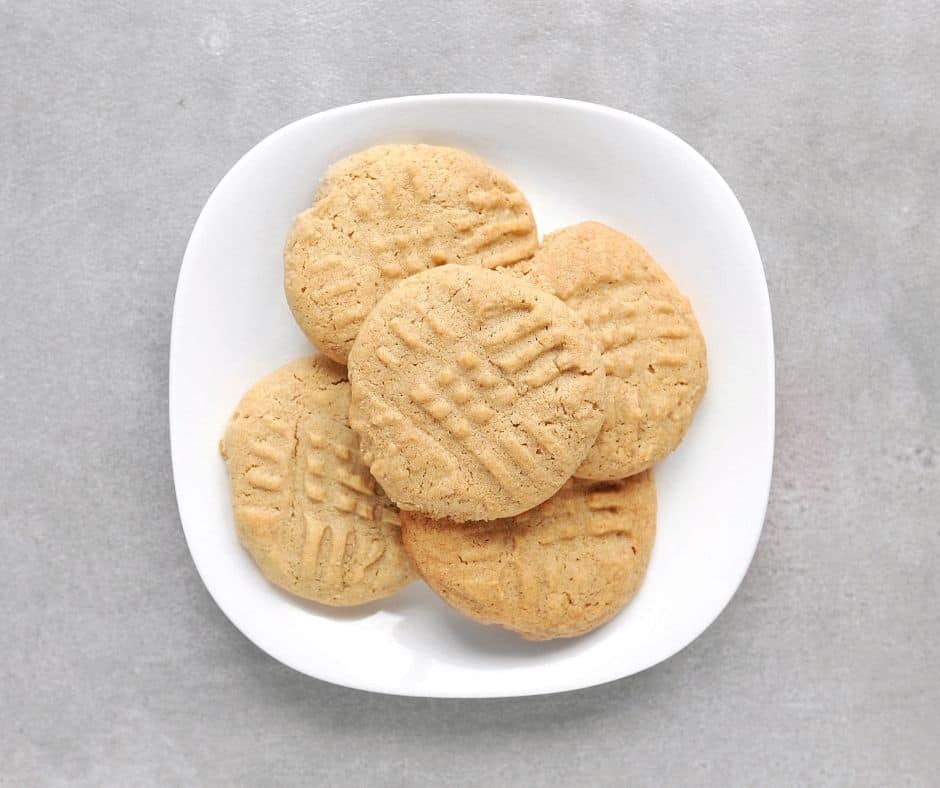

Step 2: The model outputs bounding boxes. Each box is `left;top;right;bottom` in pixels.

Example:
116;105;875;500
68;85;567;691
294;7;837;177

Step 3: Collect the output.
169;93;775;698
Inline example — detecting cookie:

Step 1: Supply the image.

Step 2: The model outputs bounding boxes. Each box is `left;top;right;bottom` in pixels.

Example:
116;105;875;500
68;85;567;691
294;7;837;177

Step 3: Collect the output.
401;471;657;640
518;222;707;479
219;356;415;605
348;264;607;522
284;144;539;363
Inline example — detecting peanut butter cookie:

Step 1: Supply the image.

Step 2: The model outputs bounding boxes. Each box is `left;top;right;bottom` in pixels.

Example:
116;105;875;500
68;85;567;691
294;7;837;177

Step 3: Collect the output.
401;471;657;640
348;265;606;522
519;223;707;479
220;356;415;605
285;144;538;362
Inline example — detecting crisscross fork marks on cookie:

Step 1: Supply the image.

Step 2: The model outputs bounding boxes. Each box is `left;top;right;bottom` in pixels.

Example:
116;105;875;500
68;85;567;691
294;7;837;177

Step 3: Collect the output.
537;512;632;545
478;303;579;389
455;542;505;565
301;427;397;524
295;423;399;591
244;470;284;492
300;517;347;587
408;381;521;495
479;302;552;347
498;557;541;613
224;356;415;604
651;353;688;368
319;279;359;299
247;438;286;466
413;301;458;339
334;303;372;329
354;393;460;500
299;516;387;589
410;370;558;493
244;415;295;496
518;418;566;463
285;145;539;362
396;302;589;490
375;346;401;368
567;286;641;326
494;328;567;374
350;264;606;520
464;217;536;254
598;324;637;353
656;325;691;340
454;352;518;408
495;518;545;613
604;354;636;377
421;522;544;615
467;187;529;211
390;316;430;351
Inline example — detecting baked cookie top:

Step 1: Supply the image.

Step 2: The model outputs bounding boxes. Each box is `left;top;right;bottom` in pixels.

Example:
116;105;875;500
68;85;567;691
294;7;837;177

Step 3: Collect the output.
220;356;415;606
401;471;657;640
518;222;707;479
284;144;538;362
348;265;607;522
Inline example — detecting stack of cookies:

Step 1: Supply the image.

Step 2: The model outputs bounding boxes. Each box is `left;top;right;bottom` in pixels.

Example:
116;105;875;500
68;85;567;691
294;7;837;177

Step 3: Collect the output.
220;144;707;640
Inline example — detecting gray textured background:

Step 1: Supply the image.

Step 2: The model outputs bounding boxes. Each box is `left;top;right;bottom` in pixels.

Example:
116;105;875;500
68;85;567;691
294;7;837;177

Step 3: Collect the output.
2;1;938;785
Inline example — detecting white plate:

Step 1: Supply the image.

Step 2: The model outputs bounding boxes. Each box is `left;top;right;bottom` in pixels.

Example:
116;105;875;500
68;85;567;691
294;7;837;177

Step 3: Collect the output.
170;95;774;697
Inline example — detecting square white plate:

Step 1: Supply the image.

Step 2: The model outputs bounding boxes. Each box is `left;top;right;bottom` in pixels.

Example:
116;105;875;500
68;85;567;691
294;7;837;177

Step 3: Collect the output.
170;95;774;697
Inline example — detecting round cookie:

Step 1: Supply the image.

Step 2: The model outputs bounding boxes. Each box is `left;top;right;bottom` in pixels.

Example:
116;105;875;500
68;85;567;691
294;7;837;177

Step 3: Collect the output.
401;471;657;640
348;264;607;522
285;144;539;363
219;356;415;606
518;222;707;479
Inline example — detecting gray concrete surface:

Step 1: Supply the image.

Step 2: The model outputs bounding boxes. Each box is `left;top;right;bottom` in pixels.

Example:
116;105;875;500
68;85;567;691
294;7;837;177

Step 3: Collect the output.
2;1;937;785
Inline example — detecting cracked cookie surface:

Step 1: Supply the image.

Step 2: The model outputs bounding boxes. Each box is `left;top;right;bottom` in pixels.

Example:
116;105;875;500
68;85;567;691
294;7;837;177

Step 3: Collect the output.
401;471;657;640
285;144;538;363
348;265;607;522
518;222;707;479
220;356;415;605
